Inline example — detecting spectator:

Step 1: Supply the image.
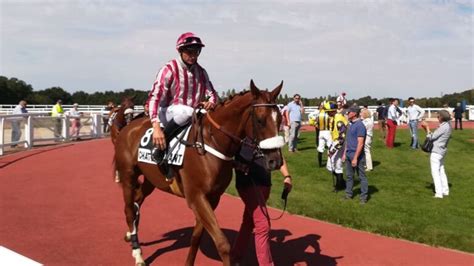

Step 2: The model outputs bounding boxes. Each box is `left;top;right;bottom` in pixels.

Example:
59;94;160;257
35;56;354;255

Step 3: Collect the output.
51;99;64;140
361;108;374;171
11;100;28;148
342;106;369;204
102;101;115;133
68;103;82;140
421;110;452;199
285;94;304;152
453;102;464;130
406;97;425;149
280;103;290;143
441;103;453;117
375;101;387;139
327;107;348;192
336;92;347;106
386;98;401;148
316;101;336;167
231;156;292;266
147;32;217;165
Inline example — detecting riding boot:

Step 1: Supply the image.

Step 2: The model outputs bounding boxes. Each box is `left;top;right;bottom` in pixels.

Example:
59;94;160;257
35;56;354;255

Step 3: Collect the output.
153;120;188;181
336;173;346;190
153;119;188;164
332;171;337;192
318;152;323;167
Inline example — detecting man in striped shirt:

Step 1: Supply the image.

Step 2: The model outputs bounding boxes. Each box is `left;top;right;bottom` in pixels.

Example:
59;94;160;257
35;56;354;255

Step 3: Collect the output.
147;32;218;159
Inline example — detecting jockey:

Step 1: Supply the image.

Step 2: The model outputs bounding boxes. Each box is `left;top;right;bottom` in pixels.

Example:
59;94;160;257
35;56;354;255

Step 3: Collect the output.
327;109;348;192
147;32;218;162
316;101;337;167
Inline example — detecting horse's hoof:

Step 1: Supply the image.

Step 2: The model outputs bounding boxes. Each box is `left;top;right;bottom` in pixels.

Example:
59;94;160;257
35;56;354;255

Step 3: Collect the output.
124;233;131;242
136;263;146;266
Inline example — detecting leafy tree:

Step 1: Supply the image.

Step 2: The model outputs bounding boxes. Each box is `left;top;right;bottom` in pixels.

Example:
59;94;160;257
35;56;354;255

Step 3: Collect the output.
0;76;33;104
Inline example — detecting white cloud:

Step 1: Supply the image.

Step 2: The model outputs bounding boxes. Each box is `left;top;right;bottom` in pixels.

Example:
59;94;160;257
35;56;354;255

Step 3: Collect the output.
0;0;472;100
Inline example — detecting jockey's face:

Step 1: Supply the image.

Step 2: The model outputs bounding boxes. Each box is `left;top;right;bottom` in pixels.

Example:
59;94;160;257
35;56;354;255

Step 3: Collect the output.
180;46;201;65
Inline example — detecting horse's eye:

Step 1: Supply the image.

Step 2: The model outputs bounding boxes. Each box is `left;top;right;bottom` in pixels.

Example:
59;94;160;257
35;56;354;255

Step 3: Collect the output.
257;118;266;126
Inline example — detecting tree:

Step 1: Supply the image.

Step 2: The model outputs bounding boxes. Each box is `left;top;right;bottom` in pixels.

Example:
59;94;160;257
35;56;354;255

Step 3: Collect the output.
0;76;34;104
34;87;72;104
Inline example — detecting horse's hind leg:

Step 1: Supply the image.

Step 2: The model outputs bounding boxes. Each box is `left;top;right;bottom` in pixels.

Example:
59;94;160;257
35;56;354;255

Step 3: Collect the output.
189;195;230;266
185;219;204;266
121;172;145;266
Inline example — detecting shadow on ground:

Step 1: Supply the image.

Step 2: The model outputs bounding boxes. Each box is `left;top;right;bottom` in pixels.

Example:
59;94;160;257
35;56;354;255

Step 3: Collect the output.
143;227;342;265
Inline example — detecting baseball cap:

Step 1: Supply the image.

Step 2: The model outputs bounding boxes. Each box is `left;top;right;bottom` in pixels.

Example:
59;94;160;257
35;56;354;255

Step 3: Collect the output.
348;106;360;114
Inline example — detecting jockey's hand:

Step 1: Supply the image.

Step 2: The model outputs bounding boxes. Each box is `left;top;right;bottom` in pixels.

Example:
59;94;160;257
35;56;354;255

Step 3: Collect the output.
152;123;166;150
200;101;215;111
284;176;293;193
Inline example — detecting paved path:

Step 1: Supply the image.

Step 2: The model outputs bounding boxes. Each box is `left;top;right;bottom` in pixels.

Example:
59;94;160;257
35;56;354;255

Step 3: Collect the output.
1;139;472;265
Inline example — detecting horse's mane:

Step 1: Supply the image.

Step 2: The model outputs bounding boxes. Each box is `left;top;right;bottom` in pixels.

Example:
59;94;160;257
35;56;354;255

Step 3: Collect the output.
214;90;251;111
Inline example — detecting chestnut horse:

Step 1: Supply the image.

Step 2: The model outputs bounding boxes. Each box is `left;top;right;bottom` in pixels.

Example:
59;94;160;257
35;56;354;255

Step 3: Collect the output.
114;80;284;265
109;96;137;145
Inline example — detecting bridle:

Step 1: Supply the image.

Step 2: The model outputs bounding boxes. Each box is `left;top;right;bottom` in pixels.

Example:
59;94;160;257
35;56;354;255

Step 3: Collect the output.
204;102;282;164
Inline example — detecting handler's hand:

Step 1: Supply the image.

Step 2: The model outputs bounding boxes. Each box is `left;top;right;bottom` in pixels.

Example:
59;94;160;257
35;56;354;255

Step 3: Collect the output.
200;101;215;111
351;157;358;167
152;123;166;150
284;176;293;193
342;153;346;162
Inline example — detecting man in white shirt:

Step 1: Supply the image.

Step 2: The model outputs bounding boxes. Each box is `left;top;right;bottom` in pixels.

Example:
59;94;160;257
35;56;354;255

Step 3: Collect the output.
406;97;425;149
386;98;401;148
11;100;28;147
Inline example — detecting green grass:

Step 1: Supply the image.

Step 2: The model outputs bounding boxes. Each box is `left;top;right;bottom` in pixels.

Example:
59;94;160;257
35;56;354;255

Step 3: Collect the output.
226;128;474;253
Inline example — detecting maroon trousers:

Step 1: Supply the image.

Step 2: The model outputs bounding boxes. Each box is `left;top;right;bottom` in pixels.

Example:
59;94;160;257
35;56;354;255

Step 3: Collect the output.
231;186;273;266
386;119;397;148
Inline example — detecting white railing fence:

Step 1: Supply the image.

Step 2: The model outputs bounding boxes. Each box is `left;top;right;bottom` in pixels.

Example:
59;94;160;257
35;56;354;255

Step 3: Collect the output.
0;112;107;156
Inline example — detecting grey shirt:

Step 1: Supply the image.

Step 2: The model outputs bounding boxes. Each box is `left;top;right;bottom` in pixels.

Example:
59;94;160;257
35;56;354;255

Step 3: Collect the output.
428;122;452;157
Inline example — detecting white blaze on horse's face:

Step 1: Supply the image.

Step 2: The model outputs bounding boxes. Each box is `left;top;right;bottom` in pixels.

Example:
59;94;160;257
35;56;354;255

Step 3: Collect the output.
272;110;278;135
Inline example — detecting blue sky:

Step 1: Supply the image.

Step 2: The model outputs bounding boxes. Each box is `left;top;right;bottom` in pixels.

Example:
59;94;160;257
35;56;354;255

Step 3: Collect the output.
1;0;472;99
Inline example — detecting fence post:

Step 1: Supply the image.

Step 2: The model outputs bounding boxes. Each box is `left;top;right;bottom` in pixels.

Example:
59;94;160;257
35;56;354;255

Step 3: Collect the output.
62;116;69;141
0;117;4;156
25;115;34;148
91;114;102;138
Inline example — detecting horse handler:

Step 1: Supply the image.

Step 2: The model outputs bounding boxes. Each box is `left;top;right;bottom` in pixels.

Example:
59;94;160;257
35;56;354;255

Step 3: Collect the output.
231;155;293;266
147;32;218;164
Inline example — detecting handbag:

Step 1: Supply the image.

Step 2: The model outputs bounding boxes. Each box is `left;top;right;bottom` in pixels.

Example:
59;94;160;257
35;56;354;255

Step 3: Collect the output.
421;137;434;153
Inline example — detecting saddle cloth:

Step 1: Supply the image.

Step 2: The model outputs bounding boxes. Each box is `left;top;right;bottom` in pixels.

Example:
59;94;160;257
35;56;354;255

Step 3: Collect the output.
137;127;191;166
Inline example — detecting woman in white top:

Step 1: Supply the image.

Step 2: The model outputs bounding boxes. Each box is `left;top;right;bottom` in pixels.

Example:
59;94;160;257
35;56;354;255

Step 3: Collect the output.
361;109;374;171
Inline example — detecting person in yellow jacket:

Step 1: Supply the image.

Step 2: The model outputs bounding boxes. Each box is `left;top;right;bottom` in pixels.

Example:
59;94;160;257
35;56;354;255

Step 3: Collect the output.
327;110;348;192
316;101;336;167
51;99;64;139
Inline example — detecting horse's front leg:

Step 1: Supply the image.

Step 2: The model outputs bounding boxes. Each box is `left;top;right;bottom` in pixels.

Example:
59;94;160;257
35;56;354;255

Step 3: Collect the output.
188;194;230;266
185;218;204;266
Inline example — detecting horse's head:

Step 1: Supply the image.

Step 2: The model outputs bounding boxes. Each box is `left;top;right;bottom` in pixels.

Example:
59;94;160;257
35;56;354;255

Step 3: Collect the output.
241;80;284;171
110;96;137;144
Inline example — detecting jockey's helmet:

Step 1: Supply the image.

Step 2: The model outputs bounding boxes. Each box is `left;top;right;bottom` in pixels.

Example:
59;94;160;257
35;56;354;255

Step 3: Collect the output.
176;32;205;51
324;101;337;111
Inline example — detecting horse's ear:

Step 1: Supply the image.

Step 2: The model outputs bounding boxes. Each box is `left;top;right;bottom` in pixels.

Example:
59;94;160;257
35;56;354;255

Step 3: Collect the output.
270;80;283;101
250;79;260;99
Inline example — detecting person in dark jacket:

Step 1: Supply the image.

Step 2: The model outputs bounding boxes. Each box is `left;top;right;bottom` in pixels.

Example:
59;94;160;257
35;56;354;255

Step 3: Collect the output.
453;102;464;130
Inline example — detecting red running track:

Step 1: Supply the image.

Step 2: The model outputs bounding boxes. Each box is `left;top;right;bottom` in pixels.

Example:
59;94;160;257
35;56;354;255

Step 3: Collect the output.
1;139;473;265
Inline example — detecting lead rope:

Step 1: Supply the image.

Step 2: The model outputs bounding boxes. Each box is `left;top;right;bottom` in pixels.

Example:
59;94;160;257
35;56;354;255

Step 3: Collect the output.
249;177;288;221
